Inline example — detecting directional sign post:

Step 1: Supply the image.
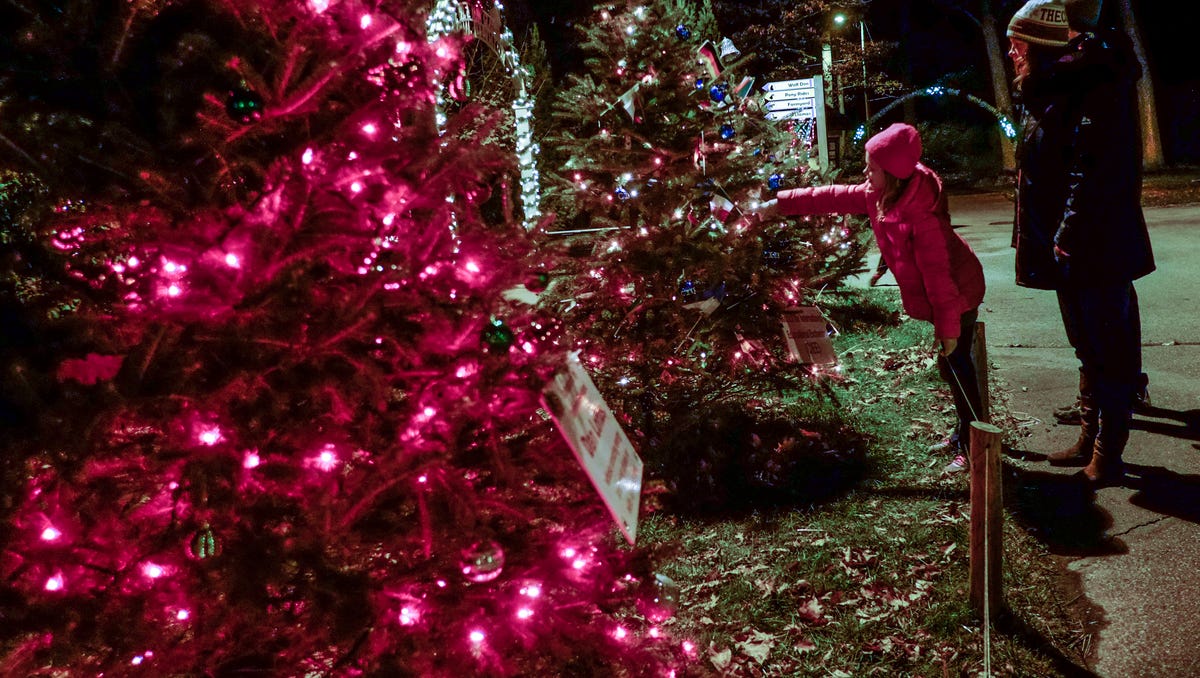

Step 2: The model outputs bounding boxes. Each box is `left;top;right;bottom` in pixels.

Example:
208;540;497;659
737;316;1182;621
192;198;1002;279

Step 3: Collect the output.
762;75;828;170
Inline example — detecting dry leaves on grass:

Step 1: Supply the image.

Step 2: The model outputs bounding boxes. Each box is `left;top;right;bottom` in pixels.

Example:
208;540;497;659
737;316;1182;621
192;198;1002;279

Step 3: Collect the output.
708;628;778;673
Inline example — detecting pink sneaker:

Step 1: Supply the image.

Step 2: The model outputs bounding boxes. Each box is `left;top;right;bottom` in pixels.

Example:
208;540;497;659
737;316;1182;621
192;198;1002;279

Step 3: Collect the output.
943;455;968;474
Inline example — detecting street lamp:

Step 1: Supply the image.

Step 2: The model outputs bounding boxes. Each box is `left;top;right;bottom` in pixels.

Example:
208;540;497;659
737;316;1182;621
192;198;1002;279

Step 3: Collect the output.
832;12;870;131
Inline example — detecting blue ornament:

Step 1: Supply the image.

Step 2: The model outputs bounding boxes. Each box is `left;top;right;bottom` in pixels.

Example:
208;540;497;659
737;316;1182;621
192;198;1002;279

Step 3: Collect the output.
762;238;793;269
675;24;691;40
679;280;698;300
719;123;735;140
768;173;783;190
695;78;705;90
709;84;727;103
614;186;630;200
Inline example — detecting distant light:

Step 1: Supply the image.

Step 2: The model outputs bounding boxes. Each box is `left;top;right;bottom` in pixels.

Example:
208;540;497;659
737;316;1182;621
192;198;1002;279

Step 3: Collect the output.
469;629;485;643
833;13;847;26
41;527;61;541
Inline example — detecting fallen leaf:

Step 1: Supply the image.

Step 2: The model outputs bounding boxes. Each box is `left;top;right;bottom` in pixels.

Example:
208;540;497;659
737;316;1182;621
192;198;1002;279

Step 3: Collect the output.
795;596;827;625
734;629;775;664
709;647;733;672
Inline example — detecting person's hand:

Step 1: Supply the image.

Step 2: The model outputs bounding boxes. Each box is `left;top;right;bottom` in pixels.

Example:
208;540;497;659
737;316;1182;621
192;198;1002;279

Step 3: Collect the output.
750;199;779;224
1054;244;1070;262
936;336;958;357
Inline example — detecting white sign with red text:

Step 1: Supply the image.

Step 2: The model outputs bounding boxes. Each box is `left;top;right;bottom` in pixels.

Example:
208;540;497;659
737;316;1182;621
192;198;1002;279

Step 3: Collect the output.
781;306;838;365
542;352;643;544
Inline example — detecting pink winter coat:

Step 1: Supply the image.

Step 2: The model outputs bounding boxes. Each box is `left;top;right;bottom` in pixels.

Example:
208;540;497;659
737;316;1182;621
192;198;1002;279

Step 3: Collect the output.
777;164;985;339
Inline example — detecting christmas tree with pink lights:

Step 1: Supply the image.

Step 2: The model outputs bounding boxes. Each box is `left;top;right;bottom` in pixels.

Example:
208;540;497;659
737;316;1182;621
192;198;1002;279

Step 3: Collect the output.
538;0;869;510
0;1;693;674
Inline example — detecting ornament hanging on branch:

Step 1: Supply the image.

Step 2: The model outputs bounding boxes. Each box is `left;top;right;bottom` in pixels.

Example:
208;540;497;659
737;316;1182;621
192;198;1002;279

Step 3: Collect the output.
187;524;221;560
225;84;264;123
459;540;506;583
481;316;515;352
675;24;691;40
636;572;679;622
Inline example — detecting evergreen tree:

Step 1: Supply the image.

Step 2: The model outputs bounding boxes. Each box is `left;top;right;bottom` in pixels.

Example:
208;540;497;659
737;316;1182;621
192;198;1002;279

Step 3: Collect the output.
539;0;869;510
0;1;686;674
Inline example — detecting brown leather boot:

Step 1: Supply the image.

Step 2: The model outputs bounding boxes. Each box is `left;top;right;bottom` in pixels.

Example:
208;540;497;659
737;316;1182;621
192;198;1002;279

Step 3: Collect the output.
1084;421;1129;485
1083;445;1125;485
1048;374;1096;466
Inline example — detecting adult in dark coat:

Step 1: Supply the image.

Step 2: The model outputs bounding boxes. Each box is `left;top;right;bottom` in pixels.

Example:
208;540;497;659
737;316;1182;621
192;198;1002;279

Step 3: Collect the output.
1007;0;1154;483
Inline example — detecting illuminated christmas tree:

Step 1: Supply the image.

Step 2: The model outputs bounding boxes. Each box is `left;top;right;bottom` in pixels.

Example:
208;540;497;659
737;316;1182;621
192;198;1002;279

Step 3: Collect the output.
537;0;870;509
0;1;693;674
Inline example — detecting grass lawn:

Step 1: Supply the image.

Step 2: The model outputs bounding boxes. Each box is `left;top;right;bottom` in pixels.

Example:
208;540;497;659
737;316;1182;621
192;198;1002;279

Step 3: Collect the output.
635;288;1089;677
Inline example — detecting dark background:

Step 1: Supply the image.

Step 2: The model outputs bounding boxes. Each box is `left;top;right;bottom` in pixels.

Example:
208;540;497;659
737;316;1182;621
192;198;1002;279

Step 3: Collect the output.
506;0;1199;165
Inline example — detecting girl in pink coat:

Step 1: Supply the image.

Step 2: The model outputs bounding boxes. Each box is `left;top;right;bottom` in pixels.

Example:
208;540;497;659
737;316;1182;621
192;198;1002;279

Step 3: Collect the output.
758;123;987;472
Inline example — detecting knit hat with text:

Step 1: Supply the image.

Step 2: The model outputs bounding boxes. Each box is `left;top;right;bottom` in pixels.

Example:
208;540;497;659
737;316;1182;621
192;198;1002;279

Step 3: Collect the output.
864;123;922;180
1007;0;1070;47
1064;0;1101;31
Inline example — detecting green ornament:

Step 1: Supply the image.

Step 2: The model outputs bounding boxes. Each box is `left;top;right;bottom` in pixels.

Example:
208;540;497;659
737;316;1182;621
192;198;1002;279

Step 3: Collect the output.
225;84;264;123
188;525;221;560
481;317;515;352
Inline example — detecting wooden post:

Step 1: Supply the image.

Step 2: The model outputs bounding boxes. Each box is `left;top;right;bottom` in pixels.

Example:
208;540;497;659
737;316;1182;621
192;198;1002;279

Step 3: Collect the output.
973;321;990;422
968;421;1004;620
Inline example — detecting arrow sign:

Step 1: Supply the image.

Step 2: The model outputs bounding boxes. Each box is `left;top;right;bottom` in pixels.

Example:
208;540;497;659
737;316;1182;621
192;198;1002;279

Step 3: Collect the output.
764;88;815;102
764;99;816;113
766;108;816;121
762;77;818;92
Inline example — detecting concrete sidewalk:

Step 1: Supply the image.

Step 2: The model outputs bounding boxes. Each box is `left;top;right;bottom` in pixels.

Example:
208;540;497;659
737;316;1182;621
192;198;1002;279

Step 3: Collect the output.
945;192;1200;678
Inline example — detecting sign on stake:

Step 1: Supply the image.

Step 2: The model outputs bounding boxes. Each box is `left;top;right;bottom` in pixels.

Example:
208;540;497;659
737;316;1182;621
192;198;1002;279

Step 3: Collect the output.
542;352;643;544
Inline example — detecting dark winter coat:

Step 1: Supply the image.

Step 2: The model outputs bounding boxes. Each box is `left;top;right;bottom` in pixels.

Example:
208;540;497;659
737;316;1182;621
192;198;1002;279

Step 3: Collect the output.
1012;29;1155;289
777;164;985;339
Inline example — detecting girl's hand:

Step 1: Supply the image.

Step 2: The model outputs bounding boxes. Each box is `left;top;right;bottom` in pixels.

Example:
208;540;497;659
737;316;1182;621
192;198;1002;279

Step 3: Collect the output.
751;199;779;224
936;337;958;357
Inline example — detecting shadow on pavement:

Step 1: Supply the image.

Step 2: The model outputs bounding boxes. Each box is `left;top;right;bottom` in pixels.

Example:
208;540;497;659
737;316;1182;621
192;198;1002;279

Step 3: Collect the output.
1124;463;1200;524
1131;406;1200;442
1004;460;1127;557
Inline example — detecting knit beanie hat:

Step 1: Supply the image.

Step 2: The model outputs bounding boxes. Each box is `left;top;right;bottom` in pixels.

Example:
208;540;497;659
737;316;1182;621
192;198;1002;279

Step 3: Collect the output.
1007;0;1070;47
865;123;922;180
1064;0;1101;31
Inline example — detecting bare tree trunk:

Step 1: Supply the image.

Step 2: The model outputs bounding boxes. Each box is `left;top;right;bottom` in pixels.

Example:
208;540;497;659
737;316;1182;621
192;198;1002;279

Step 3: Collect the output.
1115;0;1164;169
900;0;917;123
980;1;1016;171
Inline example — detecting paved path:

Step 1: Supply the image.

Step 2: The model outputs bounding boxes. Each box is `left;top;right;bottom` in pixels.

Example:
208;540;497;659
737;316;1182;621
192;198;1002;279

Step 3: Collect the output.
944;193;1200;678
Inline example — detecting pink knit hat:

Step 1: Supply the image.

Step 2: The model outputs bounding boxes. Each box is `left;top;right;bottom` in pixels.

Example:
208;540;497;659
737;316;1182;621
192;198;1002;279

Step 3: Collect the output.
865;123;922;180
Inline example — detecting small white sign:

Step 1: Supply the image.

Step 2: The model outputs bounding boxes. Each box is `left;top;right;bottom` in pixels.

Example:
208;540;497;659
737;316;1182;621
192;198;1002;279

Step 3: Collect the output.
764;99;817;113
780;306;838;365
764;88;816;102
765;108;817;121
762;77;818;92
542;352;643;544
